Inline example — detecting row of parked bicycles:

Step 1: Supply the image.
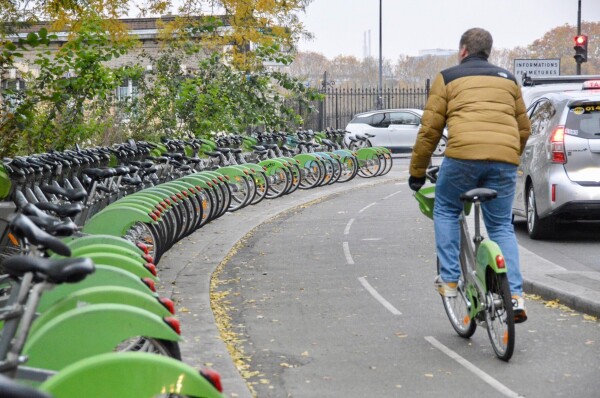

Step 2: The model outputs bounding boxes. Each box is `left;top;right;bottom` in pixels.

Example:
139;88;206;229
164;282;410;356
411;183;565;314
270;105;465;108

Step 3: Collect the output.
0;128;391;397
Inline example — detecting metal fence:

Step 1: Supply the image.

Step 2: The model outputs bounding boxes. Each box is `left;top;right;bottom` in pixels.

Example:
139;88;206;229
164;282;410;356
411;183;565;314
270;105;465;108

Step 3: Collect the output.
295;82;430;131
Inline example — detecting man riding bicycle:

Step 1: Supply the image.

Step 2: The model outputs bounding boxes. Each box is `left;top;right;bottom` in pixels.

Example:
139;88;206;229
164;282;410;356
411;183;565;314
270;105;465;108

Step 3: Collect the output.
408;28;531;323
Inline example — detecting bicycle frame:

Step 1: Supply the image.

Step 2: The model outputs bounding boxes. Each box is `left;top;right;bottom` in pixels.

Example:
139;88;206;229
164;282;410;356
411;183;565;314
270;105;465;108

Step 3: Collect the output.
458;201;507;321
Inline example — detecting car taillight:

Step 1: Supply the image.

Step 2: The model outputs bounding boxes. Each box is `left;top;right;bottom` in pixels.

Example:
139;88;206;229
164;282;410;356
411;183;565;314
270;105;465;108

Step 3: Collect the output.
550;126;566;164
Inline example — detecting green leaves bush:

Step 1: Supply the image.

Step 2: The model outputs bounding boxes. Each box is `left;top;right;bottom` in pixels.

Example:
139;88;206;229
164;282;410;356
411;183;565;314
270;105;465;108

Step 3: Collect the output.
1;20;321;157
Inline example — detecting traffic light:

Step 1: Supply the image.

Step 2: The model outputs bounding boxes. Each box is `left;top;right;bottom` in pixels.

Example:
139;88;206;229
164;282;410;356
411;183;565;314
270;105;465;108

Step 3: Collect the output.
574;35;588;63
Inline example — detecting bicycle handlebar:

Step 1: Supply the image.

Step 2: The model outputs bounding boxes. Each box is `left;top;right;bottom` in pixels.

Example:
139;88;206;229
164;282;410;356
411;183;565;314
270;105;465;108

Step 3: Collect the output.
425;166;439;184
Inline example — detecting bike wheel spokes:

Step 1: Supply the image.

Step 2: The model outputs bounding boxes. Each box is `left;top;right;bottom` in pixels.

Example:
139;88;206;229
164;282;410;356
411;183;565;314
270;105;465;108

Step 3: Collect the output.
299;160;322;189
265;168;288;198
485;272;515;361
437;258;477;338
441;283;477;338
123;221;160;263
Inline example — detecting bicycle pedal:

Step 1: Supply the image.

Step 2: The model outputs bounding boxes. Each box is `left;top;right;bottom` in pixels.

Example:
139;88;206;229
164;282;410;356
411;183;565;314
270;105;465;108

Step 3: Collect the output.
475;314;487;328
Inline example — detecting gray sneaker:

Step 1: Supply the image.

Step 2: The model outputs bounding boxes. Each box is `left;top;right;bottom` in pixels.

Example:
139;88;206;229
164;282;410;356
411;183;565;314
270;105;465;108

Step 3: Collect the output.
434;275;458;298
512;295;528;323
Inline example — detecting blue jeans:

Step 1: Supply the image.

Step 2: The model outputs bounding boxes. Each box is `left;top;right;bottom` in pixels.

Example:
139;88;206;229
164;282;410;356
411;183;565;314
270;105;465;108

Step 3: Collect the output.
433;157;523;296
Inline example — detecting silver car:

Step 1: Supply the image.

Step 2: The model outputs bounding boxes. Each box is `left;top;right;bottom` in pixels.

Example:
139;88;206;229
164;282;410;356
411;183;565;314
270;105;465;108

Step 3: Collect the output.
513;82;600;239
344;108;448;156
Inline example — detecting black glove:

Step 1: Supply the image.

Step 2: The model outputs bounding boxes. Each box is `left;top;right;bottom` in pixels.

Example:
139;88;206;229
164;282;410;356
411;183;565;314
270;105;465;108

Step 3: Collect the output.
408;176;426;192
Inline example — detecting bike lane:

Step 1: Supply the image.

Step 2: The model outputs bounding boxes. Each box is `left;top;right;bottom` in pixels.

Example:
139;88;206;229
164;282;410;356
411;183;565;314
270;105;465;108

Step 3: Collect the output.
210;176;600;397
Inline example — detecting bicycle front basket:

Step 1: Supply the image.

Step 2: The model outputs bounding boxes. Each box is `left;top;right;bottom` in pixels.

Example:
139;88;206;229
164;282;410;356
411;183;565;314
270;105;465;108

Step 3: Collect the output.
414;185;435;220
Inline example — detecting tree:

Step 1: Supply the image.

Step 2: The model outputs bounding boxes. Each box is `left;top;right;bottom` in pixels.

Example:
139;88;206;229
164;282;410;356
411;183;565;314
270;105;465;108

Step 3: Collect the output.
527;21;600;75
285;51;330;87
0;16;134;156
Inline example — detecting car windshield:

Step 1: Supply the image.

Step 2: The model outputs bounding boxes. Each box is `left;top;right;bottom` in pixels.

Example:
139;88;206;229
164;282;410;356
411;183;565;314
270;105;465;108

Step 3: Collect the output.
348;114;374;124
565;103;600;139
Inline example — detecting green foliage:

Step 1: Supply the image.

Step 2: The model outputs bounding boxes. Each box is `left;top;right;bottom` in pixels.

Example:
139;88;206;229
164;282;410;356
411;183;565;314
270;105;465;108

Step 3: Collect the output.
121;44;323;140
1;2;319;157
0;17;134;156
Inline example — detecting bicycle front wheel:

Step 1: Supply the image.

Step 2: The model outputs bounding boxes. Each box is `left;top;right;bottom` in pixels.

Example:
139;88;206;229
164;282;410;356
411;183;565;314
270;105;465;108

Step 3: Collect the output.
437;258;477;338
485;271;515;361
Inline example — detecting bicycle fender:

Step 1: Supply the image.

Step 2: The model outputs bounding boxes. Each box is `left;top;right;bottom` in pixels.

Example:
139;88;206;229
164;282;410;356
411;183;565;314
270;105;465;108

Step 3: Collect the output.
82;206;154;236
62;234;143;254
72;252;158;281
37;265;158;313
143;186;181;208
30;286;172;336
40;352;224;398
293;153;319;167
197;170;227;186
355;147;379;159
333;149;354;157
178;174;211;188
54;244;148;265
258;159;286;175
109;197;156;214
114;193;159;207
166;179;203;200
213;165;248;178
476;239;508;277
24;303;180;371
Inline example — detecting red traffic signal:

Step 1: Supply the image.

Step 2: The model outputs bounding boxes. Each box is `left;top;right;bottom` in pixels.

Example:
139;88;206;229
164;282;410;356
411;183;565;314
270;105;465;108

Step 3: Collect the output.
574;35;588;63
574;35;587;46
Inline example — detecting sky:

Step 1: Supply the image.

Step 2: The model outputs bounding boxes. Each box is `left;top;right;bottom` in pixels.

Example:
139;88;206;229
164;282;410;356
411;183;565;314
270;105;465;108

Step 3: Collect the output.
297;0;600;59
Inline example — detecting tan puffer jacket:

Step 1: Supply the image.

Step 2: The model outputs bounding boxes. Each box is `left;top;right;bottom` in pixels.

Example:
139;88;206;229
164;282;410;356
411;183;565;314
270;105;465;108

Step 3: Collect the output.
409;55;531;178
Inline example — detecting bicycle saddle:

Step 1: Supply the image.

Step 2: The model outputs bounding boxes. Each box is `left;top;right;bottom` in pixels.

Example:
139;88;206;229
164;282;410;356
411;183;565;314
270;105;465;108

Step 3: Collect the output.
81;168;117;180
21;203;77;233
34;202;83;218
8;214;71;257
40;185;87;201
460;188;498;203
3;255;94;284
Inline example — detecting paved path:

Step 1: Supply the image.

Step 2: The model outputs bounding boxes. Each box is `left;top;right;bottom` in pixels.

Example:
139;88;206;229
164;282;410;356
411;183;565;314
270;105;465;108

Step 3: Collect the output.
156;160;600;397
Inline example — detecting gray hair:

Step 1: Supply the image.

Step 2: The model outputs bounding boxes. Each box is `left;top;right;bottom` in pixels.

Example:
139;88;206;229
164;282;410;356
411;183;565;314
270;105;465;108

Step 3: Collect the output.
459;28;493;58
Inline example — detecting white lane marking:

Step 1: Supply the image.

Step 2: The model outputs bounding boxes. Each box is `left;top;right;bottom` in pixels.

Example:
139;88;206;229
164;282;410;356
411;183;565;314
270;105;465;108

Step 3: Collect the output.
344;218;355;235
358;202;377;213
358;277;402;315
343;242;354;265
383;191;402;200
424;336;522;398
362;238;382;241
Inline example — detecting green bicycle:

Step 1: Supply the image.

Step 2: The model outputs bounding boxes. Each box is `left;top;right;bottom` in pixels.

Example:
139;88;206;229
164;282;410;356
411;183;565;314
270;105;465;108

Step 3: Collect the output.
414;166;515;361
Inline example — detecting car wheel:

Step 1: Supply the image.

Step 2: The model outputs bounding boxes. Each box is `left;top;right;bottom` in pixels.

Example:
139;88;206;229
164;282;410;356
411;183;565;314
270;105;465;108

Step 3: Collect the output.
526;184;555;239
433;136;447;157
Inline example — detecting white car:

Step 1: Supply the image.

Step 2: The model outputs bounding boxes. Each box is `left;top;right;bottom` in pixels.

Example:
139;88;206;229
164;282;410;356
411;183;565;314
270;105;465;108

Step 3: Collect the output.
344;108;447;156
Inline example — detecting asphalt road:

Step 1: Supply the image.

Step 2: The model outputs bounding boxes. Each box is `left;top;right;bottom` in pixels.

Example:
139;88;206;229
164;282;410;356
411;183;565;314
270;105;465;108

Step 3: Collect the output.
212;158;600;398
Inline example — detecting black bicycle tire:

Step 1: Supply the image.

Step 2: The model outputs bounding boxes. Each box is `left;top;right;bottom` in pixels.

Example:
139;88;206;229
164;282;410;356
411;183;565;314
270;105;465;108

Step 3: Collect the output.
336;154;359;183
485;271;515;361
250;170;269;205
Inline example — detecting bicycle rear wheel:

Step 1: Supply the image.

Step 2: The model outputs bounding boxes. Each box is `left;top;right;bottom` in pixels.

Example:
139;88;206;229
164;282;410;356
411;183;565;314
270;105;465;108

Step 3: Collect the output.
116;337;181;360
485;270;515;361
437;258;477;338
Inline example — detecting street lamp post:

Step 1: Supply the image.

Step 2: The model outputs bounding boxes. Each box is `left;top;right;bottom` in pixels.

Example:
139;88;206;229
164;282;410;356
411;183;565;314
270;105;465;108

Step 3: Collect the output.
378;0;383;109
576;0;582;75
